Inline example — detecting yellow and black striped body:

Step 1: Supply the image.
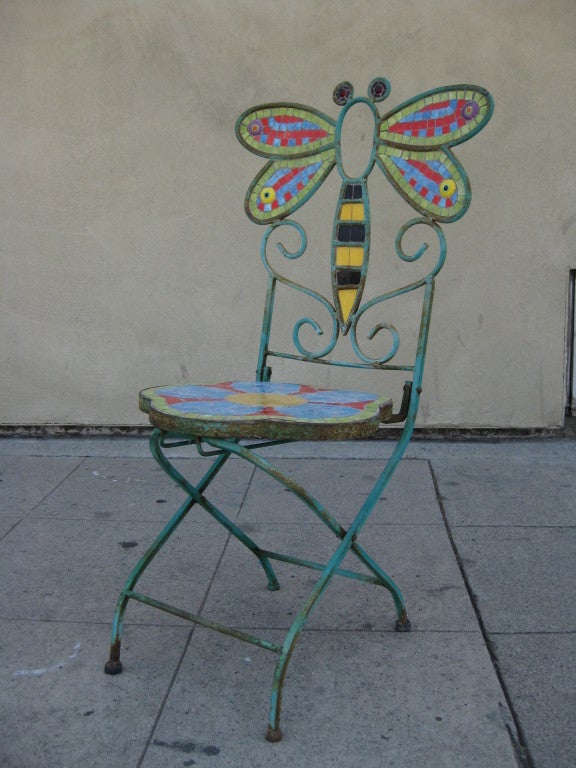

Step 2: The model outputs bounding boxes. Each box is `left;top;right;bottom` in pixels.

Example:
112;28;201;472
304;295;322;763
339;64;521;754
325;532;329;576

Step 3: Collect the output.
331;181;369;333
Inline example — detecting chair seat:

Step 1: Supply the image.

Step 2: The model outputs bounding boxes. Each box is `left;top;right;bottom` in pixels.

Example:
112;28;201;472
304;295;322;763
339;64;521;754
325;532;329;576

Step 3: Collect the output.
139;381;392;440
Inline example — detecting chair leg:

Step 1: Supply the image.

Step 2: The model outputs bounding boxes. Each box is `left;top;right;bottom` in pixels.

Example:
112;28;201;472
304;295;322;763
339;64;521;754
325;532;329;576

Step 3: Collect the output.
104;596;129;674
197;437;413;738
266;639;298;742
105;433;244;674
349;541;411;631
265;526;360;741
104;492;196;674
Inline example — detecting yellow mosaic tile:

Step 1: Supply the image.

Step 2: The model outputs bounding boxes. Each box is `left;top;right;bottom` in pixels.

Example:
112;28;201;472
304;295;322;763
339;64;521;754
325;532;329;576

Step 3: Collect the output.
338;288;357;321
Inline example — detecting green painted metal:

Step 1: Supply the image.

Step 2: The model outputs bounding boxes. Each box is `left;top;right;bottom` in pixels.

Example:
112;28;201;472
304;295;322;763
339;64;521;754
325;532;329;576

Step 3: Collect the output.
126;591;283;654
105;77;493;741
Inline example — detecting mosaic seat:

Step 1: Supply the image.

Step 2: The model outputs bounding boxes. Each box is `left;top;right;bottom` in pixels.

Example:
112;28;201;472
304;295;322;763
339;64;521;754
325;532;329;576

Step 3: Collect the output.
139;381;393;440
105;77;493;742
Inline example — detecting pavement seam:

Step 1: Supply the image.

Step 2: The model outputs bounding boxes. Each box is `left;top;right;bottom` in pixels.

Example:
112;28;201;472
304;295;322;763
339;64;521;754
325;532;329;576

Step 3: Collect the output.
31;456;87;511
428;460;534;768
0;456;85;532
490;630;576;635
430;523;576;530
0;518;23;543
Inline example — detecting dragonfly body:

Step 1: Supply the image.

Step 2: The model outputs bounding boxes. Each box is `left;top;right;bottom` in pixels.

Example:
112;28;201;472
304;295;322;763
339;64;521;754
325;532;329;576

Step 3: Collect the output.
331;96;378;331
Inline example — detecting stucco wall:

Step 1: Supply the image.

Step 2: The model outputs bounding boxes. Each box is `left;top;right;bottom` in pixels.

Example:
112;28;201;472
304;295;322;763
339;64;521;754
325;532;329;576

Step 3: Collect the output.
1;0;575;428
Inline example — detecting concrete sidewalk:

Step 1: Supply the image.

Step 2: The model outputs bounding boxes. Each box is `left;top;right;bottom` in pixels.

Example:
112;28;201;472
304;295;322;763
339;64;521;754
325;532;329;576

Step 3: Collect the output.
1;437;574;768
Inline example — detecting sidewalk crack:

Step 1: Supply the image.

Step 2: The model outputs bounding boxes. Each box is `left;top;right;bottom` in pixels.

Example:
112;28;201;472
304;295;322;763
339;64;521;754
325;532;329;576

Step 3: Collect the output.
428;460;534;768
31;456;86;511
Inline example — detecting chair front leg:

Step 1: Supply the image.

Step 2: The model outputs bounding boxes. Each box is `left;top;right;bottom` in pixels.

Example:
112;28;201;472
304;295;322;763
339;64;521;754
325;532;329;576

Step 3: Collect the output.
105;430;239;674
104;492;197;674
265;525;360;741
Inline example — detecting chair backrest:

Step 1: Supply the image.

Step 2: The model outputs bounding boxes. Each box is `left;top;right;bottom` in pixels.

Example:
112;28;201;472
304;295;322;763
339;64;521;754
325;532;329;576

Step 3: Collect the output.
235;78;493;423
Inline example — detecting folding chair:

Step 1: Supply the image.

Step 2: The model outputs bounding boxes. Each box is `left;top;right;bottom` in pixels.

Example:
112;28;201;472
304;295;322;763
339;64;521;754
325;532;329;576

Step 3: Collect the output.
104;77;493;741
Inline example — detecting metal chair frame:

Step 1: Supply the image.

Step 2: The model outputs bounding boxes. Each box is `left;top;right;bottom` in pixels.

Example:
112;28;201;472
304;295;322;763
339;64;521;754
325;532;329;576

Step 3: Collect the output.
104;78;493;741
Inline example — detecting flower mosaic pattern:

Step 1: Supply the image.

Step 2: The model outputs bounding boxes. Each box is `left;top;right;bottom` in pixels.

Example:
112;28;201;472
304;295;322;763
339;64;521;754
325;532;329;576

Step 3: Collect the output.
141;381;387;425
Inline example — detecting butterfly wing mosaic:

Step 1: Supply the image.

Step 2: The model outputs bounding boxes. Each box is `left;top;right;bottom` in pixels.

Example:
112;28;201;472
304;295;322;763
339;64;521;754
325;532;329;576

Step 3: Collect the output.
236;77;493;331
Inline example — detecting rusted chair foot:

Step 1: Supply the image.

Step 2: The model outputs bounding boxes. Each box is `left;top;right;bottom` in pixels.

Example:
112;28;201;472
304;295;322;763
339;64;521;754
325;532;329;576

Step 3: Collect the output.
104;659;123;674
395;611;411;632
265;725;283;743
104;639;123;674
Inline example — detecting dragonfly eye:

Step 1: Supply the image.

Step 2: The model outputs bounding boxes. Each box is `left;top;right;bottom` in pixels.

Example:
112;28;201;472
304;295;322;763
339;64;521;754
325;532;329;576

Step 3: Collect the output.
333;81;354;106
248;119;264;137
260;187;276;204
439;178;457;198
461;101;480;121
368;77;390;103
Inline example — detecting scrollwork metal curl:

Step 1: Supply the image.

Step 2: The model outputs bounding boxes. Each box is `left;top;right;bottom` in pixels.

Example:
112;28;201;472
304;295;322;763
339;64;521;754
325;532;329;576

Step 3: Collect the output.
395;216;446;278
292;312;339;359
261;219;308;267
260;220;339;360
350;318;400;366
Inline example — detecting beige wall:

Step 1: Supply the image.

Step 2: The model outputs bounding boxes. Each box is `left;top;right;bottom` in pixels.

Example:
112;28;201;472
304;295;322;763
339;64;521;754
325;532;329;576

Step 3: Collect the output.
1;0;575;428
